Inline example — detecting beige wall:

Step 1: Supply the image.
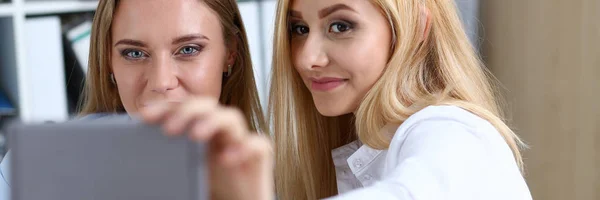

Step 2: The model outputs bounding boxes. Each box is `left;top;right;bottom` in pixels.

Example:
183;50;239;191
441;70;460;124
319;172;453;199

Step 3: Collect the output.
480;0;600;199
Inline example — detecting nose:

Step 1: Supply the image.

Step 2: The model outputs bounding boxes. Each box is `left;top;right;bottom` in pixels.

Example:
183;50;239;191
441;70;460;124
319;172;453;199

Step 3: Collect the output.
147;55;178;94
296;33;329;71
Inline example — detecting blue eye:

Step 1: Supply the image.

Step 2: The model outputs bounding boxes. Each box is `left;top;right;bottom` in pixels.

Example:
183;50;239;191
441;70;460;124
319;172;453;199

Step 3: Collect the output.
122;49;147;60
329;22;352;33
179;46;199;55
177;46;202;56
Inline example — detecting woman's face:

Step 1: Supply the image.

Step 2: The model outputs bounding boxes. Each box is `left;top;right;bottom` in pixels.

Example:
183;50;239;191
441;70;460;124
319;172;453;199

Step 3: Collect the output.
289;0;393;116
111;0;230;114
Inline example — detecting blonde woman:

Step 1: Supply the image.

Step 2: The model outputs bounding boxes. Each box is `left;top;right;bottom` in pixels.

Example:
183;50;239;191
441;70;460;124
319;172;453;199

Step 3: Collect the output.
267;0;533;199
0;0;270;199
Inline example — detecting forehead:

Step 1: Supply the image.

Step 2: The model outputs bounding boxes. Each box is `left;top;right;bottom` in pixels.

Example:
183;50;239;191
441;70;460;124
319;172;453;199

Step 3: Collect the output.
111;0;223;43
289;0;374;15
288;0;390;27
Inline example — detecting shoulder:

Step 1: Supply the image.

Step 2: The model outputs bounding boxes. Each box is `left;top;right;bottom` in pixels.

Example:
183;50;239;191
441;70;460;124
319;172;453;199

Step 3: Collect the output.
386;105;517;168
402;105;495;132
381;106;530;199
391;105;503;149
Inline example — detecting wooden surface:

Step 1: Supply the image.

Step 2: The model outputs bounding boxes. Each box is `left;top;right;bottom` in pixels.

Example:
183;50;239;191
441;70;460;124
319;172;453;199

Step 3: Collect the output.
480;0;600;199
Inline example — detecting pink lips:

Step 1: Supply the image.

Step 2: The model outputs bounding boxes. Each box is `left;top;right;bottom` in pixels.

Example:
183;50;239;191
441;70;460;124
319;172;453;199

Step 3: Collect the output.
141;101;182;108
310;77;347;91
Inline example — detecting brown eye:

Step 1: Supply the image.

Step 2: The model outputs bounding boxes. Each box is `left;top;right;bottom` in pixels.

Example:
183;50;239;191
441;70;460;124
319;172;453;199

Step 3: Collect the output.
329;22;351;33
292;24;309;35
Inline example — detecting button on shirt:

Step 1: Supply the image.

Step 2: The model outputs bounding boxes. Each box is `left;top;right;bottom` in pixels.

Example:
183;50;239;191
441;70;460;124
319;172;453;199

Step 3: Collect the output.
327;106;532;200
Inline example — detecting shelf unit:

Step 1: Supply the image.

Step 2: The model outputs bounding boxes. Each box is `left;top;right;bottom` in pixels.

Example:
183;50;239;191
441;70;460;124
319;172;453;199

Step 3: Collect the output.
0;3;13;17
24;1;98;15
0;1;97;16
0;0;98;123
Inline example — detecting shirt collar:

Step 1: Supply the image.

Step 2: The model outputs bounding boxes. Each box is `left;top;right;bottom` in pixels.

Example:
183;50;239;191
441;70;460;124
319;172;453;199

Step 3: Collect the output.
331;124;400;175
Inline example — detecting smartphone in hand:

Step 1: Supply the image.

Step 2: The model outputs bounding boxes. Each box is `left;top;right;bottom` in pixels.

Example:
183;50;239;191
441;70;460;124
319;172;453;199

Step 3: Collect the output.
7;120;207;200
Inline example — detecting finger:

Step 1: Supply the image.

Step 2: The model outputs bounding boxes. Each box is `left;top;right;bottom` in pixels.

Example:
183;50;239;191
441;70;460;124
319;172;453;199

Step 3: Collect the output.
162;98;219;135
189;107;248;144
223;135;273;168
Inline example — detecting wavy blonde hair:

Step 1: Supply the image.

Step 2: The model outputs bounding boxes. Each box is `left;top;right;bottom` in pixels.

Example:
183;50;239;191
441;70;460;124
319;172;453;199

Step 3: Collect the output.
79;0;266;132
269;0;526;199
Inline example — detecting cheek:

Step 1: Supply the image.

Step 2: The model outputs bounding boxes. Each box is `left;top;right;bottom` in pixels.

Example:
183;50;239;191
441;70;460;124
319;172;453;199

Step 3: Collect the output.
114;68;144;92
111;51;144;90
179;56;225;98
334;38;389;89
290;42;305;75
111;62;145;112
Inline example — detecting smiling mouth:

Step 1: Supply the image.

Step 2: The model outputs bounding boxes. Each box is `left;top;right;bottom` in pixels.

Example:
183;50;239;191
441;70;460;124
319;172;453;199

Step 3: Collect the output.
141;101;182;107
310;77;348;91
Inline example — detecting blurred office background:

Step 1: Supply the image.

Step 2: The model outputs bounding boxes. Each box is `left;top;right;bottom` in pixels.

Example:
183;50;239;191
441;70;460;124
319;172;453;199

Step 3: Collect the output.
0;0;598;199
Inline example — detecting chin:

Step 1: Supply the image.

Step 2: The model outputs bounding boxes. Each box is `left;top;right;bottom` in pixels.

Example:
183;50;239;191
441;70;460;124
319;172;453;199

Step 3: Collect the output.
313;101;353;117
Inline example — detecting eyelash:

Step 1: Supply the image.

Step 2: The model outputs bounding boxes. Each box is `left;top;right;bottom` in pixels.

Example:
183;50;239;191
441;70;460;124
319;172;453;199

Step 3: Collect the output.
120;45;203;61
121;49;148;61
329;21;354;34
176;45;203;56
290;22;309;36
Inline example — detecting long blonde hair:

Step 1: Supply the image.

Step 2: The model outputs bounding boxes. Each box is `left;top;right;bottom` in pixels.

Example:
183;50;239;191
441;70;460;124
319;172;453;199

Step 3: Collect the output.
269;0;526;199
79;0;266;132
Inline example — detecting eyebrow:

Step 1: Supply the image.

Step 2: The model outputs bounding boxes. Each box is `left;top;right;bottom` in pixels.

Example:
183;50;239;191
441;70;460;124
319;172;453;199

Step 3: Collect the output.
318;4;356;19
114;39;146;47
172;34;209;45
289;10;302;18
113;34;209;47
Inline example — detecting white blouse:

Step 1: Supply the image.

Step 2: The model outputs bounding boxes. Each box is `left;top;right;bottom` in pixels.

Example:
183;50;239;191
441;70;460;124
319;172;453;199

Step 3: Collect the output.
328;106;532;200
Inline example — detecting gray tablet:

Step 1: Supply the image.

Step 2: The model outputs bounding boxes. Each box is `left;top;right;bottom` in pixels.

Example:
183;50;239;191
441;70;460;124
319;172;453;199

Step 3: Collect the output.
7;120;207;200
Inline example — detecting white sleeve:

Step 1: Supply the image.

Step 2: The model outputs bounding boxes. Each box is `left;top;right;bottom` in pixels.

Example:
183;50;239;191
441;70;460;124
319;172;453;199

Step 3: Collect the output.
326;118;529;200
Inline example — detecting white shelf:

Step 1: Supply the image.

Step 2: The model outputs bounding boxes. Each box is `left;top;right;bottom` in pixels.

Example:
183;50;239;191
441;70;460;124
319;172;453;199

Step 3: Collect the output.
1;1;100;124
0;1;98;17
0;3;13;17
24;1;98;15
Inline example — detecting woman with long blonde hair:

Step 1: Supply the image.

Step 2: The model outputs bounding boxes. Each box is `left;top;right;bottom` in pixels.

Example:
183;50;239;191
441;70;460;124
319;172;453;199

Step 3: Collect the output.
266;0;533;199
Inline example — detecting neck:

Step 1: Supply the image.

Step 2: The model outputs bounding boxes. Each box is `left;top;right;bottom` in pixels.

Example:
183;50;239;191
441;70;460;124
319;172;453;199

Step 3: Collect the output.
337;113;357;146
